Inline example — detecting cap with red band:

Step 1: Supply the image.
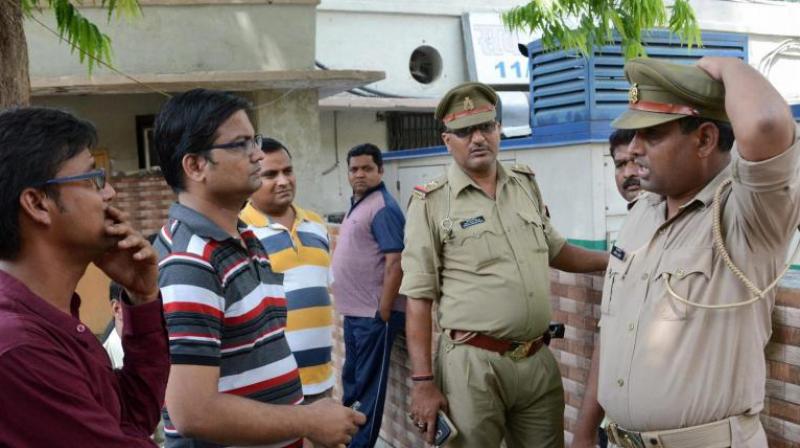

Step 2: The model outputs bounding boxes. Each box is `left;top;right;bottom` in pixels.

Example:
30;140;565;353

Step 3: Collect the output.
436;82;499;130
611;57;729;130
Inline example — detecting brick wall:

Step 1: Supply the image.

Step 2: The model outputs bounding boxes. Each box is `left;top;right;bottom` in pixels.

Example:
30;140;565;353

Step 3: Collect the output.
111;172;175;237
111;173;800;447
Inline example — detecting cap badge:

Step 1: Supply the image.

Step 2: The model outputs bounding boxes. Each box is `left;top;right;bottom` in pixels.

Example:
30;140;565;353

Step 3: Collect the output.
628;83;640;104
463;96;475;111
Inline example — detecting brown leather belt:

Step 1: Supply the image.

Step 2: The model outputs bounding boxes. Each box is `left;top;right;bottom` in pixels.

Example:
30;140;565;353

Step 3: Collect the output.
450;330;547;361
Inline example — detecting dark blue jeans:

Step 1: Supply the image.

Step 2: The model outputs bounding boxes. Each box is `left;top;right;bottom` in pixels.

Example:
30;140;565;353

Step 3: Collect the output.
341;311;405;448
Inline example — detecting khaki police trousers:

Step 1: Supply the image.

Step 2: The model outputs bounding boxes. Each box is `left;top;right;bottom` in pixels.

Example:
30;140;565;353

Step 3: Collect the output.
436;335;565;448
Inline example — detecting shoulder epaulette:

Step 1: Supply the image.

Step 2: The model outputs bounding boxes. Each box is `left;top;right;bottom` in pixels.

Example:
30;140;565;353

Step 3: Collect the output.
511;163;535;177
411;178;446;200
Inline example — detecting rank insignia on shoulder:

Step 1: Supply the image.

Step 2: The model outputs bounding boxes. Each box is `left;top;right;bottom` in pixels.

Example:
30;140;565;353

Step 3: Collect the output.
411;180;444;200
412;185;429;200
460;216;485;229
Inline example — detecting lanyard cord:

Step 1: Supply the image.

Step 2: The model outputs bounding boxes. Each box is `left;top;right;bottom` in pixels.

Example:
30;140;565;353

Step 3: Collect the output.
663;177;800;309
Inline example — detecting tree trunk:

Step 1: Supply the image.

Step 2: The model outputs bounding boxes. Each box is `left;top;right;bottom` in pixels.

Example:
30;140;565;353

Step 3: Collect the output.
0;0;31;108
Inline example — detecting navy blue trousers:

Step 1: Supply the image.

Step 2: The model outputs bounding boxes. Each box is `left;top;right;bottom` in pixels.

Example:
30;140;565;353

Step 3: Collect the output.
341;311;405;448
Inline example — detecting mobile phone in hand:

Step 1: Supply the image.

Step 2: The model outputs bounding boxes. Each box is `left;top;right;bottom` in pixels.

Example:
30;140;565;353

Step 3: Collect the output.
434;410;458;446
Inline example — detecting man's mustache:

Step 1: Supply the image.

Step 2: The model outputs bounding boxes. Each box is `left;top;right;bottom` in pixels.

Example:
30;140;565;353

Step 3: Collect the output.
622;177;641;189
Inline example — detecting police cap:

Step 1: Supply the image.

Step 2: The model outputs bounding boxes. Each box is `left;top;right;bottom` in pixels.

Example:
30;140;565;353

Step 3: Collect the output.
611;57;729;130
435;82;499;130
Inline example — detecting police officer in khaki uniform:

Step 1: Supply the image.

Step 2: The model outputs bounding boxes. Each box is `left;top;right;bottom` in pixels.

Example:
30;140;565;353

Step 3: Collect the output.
574;57;799;448
401;82;609;448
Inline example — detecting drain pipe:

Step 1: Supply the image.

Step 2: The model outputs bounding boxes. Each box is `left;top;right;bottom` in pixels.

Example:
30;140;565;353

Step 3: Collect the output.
321;110;340;175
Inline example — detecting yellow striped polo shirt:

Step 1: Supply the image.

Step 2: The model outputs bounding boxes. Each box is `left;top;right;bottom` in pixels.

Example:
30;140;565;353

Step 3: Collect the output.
241;203;335;396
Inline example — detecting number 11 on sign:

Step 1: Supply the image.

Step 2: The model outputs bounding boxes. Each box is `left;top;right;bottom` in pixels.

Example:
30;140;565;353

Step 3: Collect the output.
494;61;526;79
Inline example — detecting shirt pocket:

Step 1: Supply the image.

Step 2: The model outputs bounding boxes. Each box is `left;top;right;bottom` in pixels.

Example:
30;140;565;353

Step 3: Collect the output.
653;248;713;320
445;224;504;270
516;211;548;252
601;254;633;316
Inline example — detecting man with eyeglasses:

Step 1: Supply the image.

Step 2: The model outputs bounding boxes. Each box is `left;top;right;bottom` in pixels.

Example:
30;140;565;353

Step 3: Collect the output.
0;107;168;446
152;89;364;448
402;82;609;448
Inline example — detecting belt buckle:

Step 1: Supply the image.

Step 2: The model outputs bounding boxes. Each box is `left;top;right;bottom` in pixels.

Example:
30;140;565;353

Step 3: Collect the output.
506;340;532;361
608;423;646;448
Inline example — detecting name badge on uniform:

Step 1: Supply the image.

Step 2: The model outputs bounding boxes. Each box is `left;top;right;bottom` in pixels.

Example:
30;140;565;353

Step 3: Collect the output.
611;245;626;261
460;216;485;229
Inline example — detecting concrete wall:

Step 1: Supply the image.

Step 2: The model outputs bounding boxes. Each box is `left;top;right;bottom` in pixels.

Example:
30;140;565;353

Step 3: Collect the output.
316;0;531;96
30;87;327;181
670;0;800;102
317;11;466;97
25;1;317;77
32;94;168;172
315;109;388;215
252;88;332;214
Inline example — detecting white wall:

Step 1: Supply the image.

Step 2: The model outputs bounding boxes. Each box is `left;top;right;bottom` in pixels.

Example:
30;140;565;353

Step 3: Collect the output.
25;2;316;77
316;11;466;97
316;0;532;96
693;0;800;37
693;0;800;102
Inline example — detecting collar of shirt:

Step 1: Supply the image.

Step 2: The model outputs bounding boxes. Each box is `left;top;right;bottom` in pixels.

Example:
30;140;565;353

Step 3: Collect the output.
169;202;247;242
241;202;310;231
0;269;89;340
349;182;386;213
447;161;511;196
643;163;732;211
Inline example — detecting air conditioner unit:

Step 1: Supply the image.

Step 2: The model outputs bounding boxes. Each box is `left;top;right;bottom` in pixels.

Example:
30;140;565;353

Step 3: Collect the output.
497;91;531;138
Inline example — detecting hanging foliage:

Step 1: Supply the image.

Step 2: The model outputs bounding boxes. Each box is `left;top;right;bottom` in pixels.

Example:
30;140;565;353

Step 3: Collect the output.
20;0;141;72
503;0;702;59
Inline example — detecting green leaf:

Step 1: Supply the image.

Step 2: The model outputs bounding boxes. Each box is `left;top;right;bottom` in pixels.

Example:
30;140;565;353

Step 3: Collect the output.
503;0;702;60
32;0;139;74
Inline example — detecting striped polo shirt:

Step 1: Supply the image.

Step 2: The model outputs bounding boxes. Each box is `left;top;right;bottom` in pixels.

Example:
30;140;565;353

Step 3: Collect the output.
155;203;303;448
240;203;335;396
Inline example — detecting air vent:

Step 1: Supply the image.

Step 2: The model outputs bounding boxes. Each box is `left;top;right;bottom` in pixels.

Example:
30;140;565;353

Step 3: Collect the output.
524;30;748;144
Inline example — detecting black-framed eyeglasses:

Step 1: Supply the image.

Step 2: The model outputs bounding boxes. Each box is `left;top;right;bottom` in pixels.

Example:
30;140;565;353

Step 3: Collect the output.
208;134;263;152
42;168;106;191
447;121;498;139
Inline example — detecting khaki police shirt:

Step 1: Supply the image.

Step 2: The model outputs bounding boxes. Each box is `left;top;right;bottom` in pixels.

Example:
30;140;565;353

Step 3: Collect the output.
400;162;566;341
599;125;800;435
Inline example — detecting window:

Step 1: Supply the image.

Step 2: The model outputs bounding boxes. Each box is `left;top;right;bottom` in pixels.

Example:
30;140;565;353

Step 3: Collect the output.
135;115;158;170
386;112;441;151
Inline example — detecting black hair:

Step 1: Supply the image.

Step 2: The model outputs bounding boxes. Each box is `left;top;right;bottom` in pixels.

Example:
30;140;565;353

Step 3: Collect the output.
261;137;291;158
0;107;98;260
109;281;124;302
347;143;383;169
678;117;735;153
608;129;635;158
153;89;251;192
